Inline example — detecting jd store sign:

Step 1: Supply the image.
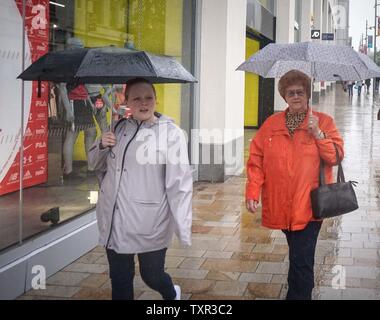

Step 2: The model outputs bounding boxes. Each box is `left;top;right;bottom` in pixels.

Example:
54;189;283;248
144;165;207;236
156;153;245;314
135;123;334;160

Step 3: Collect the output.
311;30;321;39
311;30;335;41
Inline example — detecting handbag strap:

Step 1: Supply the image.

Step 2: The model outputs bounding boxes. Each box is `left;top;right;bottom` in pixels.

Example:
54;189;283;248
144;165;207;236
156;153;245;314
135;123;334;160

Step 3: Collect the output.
319;143;345;186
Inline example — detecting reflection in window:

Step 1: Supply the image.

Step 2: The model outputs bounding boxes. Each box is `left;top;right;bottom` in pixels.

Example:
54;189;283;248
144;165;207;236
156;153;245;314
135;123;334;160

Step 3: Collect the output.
256;0;275;14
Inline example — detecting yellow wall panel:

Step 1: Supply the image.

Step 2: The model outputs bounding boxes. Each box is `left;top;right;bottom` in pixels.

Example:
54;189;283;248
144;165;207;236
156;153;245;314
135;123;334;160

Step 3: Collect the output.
72;0;183;161
244;38;260;127
73;0;128;161
128;0;182;125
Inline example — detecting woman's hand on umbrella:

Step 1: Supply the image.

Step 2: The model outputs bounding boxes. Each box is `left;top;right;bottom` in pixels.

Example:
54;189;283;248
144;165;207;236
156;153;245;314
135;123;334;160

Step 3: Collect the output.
308;114;322;139
246;199;259;214
101;132;117;148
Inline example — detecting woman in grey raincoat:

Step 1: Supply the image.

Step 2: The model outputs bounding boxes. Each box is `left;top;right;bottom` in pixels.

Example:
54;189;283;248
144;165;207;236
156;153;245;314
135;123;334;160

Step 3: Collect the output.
88;78;193;300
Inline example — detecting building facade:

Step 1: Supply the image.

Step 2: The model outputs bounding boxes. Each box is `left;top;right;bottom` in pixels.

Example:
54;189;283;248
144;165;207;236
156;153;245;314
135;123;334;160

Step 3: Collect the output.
274;0;350;109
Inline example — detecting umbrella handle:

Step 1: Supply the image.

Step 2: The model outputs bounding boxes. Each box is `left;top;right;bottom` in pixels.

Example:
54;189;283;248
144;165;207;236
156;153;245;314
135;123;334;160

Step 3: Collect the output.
310;62;315;116
109;85;115;132
309;80;313;116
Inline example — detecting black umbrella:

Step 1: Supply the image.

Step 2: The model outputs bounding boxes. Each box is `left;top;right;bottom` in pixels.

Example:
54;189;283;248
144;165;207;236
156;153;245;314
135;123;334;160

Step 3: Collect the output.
18;47;197;93
18;48;88;84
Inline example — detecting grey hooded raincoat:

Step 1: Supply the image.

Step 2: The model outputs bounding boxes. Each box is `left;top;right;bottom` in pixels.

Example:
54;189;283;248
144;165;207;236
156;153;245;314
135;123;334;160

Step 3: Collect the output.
88;114;193;254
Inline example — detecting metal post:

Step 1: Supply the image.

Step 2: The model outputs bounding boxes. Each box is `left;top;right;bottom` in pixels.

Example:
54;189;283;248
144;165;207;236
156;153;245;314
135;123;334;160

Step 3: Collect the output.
366;20;368;52
361;33;365;55
374;0;378;96
19;0;26;245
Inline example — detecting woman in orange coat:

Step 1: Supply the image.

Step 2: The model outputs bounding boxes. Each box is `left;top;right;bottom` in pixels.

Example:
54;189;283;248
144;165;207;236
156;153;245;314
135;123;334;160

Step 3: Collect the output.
246;70;344;300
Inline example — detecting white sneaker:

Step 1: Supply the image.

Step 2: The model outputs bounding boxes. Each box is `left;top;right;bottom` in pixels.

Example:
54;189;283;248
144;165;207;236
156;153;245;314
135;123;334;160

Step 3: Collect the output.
174;285;181;300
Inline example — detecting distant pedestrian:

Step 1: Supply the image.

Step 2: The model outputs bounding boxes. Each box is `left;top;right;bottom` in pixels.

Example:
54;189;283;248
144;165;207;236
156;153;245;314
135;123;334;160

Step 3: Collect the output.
356;80;363;96
376;77;380;92
346;81;354;98
365;79;371;94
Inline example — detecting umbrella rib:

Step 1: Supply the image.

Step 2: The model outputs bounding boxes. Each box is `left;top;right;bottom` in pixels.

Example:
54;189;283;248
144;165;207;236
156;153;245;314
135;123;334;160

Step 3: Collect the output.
353;66;364;81
143;52;159;78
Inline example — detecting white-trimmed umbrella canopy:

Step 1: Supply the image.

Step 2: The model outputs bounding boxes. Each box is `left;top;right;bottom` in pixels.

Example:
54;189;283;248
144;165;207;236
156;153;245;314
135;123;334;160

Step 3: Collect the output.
357;52;380;79
237;42;377;81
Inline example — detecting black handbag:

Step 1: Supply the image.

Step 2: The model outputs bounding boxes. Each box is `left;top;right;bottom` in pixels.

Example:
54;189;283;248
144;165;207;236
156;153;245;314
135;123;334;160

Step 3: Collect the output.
310;144;359;219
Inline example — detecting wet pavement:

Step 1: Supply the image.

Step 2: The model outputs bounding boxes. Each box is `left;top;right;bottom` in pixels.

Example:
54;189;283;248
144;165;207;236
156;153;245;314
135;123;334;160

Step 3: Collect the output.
19;86;380;300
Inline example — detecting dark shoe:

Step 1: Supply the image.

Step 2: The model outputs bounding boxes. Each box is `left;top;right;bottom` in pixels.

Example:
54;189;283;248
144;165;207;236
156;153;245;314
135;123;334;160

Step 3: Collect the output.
40;207;60;224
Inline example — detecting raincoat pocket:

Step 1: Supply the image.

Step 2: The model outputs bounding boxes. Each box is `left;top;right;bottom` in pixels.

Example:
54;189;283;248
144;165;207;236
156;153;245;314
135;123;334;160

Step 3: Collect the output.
128;199;161;235
263;133;287;172
264;134;286;157
300;138;318;157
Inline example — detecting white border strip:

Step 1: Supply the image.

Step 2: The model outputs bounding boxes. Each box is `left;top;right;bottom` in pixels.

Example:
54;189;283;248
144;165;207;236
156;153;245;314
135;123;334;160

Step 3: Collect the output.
0;221;97;273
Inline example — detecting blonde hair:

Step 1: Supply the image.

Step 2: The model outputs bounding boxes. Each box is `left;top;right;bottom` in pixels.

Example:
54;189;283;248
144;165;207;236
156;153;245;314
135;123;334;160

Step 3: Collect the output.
124;78;156;101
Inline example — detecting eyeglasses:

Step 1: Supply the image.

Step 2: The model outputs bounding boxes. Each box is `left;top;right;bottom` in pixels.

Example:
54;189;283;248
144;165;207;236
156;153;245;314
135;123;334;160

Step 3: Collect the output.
286;90;305;97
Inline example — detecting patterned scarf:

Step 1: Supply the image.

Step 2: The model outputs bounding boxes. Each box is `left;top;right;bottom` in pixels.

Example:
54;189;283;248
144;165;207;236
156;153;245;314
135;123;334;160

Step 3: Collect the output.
285;111;307;136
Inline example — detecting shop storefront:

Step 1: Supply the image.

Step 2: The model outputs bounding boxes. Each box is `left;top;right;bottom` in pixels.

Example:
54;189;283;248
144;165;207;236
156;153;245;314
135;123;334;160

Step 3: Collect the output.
0;0;196;299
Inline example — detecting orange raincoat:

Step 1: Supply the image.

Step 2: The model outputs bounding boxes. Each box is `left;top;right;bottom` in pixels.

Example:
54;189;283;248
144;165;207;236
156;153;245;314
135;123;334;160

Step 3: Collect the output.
246;108;344;231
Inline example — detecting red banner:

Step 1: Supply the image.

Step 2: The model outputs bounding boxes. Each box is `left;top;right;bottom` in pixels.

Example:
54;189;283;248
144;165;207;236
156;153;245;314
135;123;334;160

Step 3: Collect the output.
0;0;49;196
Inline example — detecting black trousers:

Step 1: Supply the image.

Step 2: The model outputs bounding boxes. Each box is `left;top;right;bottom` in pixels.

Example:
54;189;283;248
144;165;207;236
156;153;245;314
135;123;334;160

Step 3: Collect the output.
347;85;353;97
282;221;322;300
106;248;176;300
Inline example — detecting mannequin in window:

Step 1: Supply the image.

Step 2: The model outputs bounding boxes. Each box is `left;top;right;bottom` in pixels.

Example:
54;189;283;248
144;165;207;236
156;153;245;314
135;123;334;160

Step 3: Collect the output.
85;84;111;134
58;37;97;179
111;84;132;120
60;83;97;179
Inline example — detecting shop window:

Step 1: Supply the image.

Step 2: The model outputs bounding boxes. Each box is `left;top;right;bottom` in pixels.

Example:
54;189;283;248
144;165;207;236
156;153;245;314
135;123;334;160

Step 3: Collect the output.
0;0;194;251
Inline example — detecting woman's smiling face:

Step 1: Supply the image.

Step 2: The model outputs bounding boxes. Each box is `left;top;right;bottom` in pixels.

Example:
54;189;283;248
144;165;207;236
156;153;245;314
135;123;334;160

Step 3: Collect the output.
126;82;157;122
285;84;308;113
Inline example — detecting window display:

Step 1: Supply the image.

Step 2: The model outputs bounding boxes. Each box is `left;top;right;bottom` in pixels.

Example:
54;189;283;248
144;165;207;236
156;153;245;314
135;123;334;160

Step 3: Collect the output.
0;0;194;251
0;0;49;197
